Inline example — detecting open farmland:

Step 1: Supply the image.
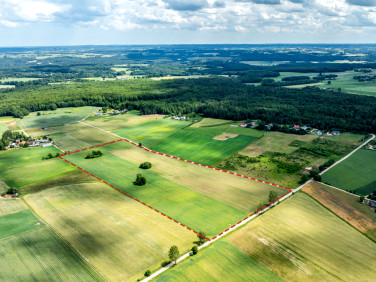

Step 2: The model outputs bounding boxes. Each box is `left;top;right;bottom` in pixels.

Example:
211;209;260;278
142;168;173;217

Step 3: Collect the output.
0;198;101;281
25;183;197;281
322;149;376;195
155;241;281;282
303;181;376;241
62;145;248;237
152;126;257;166
17;107;99;129
228;193;376;281
113;118;191;147
0;146;74;188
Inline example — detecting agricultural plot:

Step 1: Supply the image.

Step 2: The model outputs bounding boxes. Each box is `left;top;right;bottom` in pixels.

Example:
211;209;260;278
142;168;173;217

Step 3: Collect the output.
113;118;191;147
60;139;286;237
17;106;99;129
228;193;376;281
152;127;257;166
25;183;196;281
0;146;74;188
0;209;44;239
0;198;101;281
303;181;376;241
155;241;281;282
322;149;376;195
0;228;102;281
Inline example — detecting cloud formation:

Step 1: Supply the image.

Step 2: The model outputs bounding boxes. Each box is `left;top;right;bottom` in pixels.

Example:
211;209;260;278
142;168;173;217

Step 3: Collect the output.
0;0;375;44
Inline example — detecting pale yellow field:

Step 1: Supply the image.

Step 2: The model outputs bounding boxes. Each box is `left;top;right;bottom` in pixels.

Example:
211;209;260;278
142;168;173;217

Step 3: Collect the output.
190;118;234;128
24;183;196;282
0;198;27;216
111;145;285;213
229;193;376;281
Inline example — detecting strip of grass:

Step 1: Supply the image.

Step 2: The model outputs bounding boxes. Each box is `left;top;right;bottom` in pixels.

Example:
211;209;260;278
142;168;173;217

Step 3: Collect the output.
155;241;281;281
113;118;191;147
25;183;196;281
64;148;247;237
152;127;256;166
0;209;44;239
229;193;376;281
322;149;376;195
0;228;102;281
0;147;74;188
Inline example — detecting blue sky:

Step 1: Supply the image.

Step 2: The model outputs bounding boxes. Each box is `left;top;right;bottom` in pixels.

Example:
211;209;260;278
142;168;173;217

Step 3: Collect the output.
1;0;376;46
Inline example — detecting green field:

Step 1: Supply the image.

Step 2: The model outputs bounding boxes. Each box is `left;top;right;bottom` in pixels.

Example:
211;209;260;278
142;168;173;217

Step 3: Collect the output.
0;146;74;188
17;106;99;129
156;241;281;281
228;193;376;281
316;70;376;96
63;146;247;237
113;118;191;147
0;228;102;281
322;149;376;195
25;183;196;281
0;123;8;135
152;127;257;166
0;209;44;239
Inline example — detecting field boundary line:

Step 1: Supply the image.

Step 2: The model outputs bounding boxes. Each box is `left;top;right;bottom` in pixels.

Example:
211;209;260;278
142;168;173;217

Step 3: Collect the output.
58;138;291;242
315;181;361;197
320;133;375;176
21;198;109;282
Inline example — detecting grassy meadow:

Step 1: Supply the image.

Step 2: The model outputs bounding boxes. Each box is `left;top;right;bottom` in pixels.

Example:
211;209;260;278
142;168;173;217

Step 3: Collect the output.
322;149;376;195
303;181;376;241
155;241;281;282
25;183;197;281
0;146;74;188
228;193;376;281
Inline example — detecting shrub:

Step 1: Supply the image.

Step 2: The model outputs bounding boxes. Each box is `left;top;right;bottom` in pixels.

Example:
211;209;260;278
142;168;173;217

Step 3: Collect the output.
6;188;17;195
139;162;152;169
144;270;151;277
85;150;103;159
191;246;198;255
134;174;147;186
299;174;310;184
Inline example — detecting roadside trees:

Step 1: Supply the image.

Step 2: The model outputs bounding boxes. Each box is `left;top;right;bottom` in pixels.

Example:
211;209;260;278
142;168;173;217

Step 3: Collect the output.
169;245;180;265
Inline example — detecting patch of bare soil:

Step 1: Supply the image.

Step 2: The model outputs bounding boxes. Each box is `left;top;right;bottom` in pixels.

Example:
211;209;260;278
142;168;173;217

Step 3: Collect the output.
213;132;238;141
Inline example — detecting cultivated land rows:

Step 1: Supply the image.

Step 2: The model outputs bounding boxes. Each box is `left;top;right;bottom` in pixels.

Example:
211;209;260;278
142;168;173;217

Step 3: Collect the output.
58;137;292;241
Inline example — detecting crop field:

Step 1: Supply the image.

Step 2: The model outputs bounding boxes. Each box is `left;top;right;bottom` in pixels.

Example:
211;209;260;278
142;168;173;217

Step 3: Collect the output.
0;123;7;135
25;183;197;281
155;241;281;281
62;146;248;237
152;127;257;166
0;198;26;216
49;123;115;152
228;193;376;281
0;146;74;188
0;209;44;239
17;106;99;129
113;118;191;147
111;144;285;213
190;118;235;128
303;181;376;241
0;228;102;281
322;149;376;195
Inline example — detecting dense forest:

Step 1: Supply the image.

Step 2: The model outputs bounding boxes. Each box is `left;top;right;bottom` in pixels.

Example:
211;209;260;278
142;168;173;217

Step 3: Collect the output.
1;77;376;133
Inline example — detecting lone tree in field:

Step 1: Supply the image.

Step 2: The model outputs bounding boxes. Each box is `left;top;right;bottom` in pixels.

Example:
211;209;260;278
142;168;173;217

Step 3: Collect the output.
169;245;180;265
197;231;206;245
191;246;198;255
139;162;152;169
268;191;278;204
133;174;147;186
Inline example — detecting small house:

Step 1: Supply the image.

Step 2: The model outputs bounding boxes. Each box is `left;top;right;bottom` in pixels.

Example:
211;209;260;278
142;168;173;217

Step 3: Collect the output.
332;131;340;135
317;130;323;136
240;123;247;128
95;113;103;116
368;200;376;208
294;125;300;129
172;116;179;120
180;116;186;120
42;127;48;130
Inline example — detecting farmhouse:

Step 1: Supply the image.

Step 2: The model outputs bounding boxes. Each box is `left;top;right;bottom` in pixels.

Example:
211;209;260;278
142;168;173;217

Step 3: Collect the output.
240;122;247;127
42;143;53;147
294;125;300;129
332;131;340;135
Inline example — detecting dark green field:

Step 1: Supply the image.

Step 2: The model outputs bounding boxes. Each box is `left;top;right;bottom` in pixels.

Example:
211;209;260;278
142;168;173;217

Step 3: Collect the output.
152;126;257;166
322;149;376;195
